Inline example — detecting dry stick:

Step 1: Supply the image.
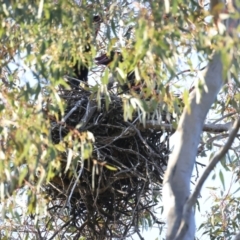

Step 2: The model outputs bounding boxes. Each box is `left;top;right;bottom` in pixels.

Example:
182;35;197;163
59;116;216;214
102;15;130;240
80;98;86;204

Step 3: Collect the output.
198;133;232;152
78;100;97;129
212;112;237;124
48;218;73;240
59;99;85;141
174;117;240;240
126;121;163;159
61;99;85;123
94;116;140;151
65;160;85;208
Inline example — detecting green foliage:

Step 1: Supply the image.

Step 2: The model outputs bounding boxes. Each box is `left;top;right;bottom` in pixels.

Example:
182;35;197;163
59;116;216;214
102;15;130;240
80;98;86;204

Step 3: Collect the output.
0;0;240;239
199;153;240;240
199;194;240;240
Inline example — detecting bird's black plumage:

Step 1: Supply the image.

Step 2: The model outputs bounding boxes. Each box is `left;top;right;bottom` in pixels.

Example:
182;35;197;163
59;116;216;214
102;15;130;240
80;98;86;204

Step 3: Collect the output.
73;61;89;82
95;51;138;92
95;51;123;66
66;44;90;88
66;15;101;88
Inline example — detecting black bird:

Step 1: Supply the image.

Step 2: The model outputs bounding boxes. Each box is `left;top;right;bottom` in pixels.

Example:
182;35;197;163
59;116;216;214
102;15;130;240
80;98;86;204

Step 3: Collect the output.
73;60;89;83
95;51;123;66
68;44;91;88
66;15;102;88
95;51;137;92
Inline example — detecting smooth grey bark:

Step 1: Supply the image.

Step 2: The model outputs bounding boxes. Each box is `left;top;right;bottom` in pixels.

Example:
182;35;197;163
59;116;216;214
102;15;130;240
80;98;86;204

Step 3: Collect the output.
163;53;224;240
162;1;240;239
175;117;240;239
235;233;240;240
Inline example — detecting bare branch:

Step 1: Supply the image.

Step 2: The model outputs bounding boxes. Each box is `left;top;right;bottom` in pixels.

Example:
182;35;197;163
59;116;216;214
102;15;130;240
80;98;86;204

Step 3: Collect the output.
202;122;233;133
61;99;85;123
212;112;237;124
138;121;233;133
78;100;97;129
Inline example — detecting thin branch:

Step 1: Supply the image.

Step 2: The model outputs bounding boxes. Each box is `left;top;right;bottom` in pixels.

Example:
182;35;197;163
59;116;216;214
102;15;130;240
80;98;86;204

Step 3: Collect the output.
61;99;85;123
198;133;235;153
176;65;207;77
175;117;240;240
58;99;85;141
212;112;236;124
78;100;97;129
66;159;85;207
126;121;163;159
48;218;73;240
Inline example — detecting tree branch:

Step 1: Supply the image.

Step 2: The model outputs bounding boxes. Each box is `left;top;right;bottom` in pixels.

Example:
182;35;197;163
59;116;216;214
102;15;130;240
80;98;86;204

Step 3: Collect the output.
163;52;224;240
162;1;240;239
175;117;240;239
234;232;240;240
138;121;233;133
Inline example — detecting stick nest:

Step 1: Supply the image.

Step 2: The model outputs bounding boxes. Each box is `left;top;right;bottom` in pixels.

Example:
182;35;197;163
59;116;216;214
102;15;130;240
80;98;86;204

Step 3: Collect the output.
46;86;172;240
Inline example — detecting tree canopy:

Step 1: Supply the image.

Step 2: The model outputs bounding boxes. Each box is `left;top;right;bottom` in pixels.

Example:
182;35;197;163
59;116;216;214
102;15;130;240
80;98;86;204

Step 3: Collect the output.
0;0;240;239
